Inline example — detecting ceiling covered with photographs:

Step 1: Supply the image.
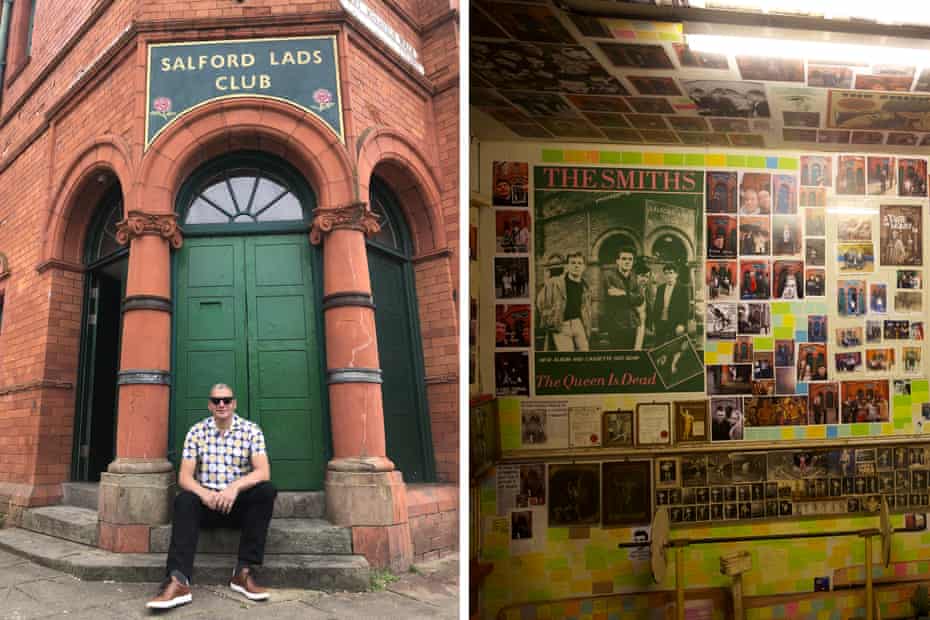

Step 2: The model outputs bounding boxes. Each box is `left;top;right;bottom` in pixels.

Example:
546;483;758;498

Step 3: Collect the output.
470;2;930;152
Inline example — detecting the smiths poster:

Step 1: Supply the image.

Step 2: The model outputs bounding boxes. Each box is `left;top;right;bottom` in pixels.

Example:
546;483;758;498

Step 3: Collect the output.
534;166;704;395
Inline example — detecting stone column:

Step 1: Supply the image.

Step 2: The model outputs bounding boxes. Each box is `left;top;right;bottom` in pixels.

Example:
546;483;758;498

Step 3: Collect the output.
97;211;182;553
311;201;412;571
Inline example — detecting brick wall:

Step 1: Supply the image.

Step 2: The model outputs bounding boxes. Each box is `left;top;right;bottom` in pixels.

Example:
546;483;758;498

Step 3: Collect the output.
406;483;458;561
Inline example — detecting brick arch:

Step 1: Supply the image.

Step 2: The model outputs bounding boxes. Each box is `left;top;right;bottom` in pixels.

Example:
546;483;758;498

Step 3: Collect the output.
356;128;444;255
43;136;134;265
136;98;355;215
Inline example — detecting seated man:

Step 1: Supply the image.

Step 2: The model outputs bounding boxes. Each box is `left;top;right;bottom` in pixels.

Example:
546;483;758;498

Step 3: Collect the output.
147;383;277;609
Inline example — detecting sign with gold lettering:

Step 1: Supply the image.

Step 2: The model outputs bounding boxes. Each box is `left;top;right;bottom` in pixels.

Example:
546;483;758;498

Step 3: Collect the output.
145;36;343;148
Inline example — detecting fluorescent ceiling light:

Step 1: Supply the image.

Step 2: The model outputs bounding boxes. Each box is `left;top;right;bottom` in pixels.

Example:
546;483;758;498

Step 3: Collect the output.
686;33;930;65
701;0;930;26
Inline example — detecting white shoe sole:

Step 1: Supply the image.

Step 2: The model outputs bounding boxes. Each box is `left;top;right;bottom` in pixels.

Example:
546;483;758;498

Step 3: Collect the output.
230;582;270;601
146;593;192;609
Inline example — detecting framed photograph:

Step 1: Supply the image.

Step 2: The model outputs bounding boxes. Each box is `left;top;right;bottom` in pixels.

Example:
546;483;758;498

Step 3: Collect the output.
602;410;634;448
548;464;601;527
602;461;651;526
672;400;709;443
636;402;671;446
656;458;679;487
469;396;500;481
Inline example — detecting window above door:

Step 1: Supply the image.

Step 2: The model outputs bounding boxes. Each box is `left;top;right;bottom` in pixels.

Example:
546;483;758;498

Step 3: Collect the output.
177;152;316;237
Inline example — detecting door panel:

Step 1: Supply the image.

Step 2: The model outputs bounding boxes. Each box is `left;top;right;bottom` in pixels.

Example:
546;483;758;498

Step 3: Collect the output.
174;238;249;462
244;235;326;490
174;235;325;490
368;247;432;482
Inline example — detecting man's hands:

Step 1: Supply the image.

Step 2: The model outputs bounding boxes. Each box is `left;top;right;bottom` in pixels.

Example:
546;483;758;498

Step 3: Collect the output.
199;485;240;514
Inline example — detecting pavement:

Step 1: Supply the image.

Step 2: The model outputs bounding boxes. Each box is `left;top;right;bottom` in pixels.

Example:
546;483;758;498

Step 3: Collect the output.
0;548;461;620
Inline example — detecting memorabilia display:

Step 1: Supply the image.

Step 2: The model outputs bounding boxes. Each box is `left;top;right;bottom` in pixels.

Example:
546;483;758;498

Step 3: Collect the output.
636;403;672;446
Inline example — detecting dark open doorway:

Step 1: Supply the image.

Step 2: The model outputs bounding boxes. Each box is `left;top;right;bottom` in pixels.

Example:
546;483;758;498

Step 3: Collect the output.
72;186;127;482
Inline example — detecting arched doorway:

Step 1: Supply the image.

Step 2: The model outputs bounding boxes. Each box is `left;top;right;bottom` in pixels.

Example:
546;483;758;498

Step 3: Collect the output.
72;184;128;481
367;177;435;482
171;151;329;490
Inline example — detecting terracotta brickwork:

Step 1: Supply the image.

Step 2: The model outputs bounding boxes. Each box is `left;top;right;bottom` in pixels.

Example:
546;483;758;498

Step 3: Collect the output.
406;483;458;561
0;0;459;543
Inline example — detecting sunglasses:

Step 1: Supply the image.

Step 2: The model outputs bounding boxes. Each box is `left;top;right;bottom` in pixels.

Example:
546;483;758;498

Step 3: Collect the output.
210;397;234;405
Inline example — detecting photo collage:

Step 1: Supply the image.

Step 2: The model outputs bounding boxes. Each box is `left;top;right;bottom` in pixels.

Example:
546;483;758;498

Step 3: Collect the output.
492;161;532;397
654;444;930;524
702;153;928;438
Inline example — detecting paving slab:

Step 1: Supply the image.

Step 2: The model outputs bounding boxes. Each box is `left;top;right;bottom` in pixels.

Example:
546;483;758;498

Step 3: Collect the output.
0;534;459;620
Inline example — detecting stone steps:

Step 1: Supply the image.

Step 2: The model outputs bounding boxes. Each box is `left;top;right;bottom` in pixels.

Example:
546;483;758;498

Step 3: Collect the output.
60;482;99;511
149;518;353;554
57;483;326;519
0;528;370;591
20;506;99;547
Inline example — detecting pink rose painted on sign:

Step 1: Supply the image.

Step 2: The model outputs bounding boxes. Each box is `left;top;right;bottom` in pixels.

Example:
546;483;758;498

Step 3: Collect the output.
313;88;335;112
150;96;177;120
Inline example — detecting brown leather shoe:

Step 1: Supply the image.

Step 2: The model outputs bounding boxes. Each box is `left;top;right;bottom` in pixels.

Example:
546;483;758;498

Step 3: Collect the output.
230;566;270;601
146;575;192;609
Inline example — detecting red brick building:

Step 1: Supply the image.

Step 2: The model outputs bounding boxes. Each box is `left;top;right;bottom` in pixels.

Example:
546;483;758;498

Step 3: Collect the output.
0;0;458;571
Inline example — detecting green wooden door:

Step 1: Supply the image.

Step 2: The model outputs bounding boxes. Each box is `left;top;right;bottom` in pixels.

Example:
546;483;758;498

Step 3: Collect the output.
368;246;434;482
174;234;326;490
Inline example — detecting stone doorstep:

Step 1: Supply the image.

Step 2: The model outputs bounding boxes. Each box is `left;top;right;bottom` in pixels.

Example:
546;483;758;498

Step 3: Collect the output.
20;505;99;547
57;485;325;520
0;528;370;592
60;482;99;511
149;518;353;554
20;504;352;556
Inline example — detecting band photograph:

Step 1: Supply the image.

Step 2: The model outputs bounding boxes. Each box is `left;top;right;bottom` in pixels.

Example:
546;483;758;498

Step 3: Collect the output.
534;166;705;394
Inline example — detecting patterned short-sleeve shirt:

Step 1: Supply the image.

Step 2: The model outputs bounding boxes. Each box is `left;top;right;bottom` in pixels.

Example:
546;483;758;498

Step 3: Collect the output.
182;414;268;491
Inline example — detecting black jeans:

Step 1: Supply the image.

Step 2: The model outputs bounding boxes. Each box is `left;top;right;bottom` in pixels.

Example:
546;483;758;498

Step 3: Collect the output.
166;481;277;581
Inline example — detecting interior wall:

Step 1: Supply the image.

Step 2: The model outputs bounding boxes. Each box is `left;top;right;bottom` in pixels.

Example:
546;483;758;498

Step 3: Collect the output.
474;139;930;620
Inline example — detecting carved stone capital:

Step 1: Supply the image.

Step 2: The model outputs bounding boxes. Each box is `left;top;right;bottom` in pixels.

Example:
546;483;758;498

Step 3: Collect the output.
115;211;183;249
309;201;381;245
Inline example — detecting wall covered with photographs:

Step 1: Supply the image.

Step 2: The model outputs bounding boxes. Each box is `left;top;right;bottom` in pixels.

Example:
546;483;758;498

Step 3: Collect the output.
474;140;930;619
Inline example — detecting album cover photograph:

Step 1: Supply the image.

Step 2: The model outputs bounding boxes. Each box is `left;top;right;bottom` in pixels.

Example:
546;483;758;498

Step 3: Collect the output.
707;175;739;213
738;302;771;334
805;238;825;266
867;156;896;195
801;155;832;187
837;243;875;273
773;216;801;255
837;216;873;242
707;303;738;339
707;260;737;300
740;259;771;300
602;410;634;448
739;216;771;256
804;208;826;236
836;327;863;348
895;290;923;314
710;397;744;441
836;155;866;195
805;268;825;296
840;380;890;423
740;172;773;215
880;205;922;266
898;270;923;289
675;401;709;443
548;464;601;527
809;382;839;424
602;461;652;527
